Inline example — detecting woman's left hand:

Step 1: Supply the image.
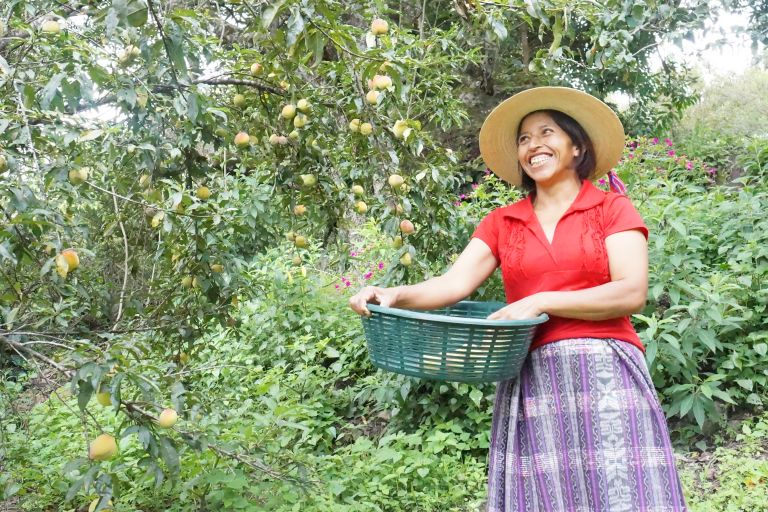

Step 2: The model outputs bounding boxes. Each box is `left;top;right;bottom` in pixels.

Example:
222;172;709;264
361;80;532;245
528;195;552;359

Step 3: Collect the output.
487;293;548;320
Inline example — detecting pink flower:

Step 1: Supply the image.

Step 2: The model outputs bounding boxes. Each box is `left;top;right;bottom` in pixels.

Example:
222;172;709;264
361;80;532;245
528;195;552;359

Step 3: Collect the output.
664;138;673;147
484;168;491;175
459;194;466;200
345;281;351;287
685;161;693;170
652;137;659;144
363;272;372;279
628;153;634;159
453;201;461;206
667;150;675;157
598;178;607;185
378;262;384;270
335;284;340;289
471;183;479;189
708;167;717;175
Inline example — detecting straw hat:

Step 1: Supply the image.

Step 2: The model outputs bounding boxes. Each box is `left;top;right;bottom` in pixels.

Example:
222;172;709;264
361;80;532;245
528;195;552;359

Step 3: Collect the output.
479;87;625;187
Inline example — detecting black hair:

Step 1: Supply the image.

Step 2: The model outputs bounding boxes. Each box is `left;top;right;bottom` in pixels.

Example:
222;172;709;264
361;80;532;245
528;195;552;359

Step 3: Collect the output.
515;109;596;194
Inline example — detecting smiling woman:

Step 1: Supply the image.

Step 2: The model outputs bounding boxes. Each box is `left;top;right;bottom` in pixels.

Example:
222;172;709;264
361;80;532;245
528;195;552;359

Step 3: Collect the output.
349;86;688;511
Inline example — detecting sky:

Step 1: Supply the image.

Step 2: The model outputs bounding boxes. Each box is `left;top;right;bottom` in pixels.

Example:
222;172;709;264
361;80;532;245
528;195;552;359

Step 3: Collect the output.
657;10;759;80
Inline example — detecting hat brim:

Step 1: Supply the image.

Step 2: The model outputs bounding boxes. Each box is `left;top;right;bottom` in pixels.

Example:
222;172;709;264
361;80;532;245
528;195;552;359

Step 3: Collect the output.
479;87;625;187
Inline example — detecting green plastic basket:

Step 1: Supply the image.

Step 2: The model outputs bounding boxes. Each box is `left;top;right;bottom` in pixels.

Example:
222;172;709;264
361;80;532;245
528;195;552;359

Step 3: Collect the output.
361;301;548;383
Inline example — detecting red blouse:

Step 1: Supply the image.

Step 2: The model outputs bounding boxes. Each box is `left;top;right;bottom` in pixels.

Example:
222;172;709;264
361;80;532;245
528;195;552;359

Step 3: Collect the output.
472;180;648;352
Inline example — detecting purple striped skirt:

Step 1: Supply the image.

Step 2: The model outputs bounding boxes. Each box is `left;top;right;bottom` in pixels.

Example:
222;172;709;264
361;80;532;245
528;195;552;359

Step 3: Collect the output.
488;338;688;512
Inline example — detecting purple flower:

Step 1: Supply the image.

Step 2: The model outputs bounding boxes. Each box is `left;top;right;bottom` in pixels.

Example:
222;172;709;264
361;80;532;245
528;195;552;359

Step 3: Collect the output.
345;281;351;287
652;137;659;144
685;161;693;170
598;178;607;185
335;284;340;289
378;262;384;270
664;138;673;147
459;194;466;200
484;168;491;175
708;167;717;175
667;150;675;157
363;272;373;279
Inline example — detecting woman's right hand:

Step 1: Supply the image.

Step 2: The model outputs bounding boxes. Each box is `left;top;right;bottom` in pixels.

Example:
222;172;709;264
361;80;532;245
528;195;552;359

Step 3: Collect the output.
348;286;400;317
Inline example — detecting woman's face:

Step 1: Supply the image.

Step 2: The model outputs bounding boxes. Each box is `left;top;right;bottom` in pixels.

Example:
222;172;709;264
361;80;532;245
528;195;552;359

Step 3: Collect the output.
516;111;580;187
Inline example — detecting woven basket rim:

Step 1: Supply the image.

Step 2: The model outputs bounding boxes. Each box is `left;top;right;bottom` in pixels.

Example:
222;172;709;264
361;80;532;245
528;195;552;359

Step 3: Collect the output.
366;301;549;327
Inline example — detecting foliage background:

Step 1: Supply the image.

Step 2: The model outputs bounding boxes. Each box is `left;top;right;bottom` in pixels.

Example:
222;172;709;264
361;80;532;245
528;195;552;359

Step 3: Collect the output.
1;0;768;510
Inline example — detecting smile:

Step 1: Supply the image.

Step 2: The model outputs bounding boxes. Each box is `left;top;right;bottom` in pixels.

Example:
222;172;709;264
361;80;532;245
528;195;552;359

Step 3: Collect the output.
529;154;553;167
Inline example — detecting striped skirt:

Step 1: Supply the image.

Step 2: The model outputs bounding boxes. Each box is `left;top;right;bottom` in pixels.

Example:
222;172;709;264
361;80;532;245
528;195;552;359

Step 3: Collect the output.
487;338;687;512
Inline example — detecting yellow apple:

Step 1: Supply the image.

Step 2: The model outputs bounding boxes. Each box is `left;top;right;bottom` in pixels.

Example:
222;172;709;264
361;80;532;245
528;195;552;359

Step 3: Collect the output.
296;99;311;112
196;186;211;200
388;174;404;188
355;201;368;214
158;408;178;428
288;130;300;140
366;90;380;105
348;118;361;132
61;249;80;270
41;20;61;34
150;211;164;229
211;264;224;273
181;275;193;288
400;253;412;266
293;113;308;128
371;18;389;35
300;174;317;187
88;434;118;461
281;104;297;119
392;120;409;139
68;167;88;185
400;219;415;234
139;174;151;188
372;75;393;90
286;231;296;242
293;204;307;216
351;184;365;196
359;122;373;135
392;235;403;248
233;93;246;108
0;154;7;172
294;235;308;248
96;392;112;406
234;131;250;147
292;255;302;266
250;62;263;76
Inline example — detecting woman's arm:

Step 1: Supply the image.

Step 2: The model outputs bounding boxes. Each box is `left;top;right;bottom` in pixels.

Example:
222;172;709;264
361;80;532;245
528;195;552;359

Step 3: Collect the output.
488;229;648;321
348;238;498;316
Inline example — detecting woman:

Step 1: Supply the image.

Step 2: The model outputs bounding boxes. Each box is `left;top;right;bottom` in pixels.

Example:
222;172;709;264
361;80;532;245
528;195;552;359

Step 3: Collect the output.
349;87;687;511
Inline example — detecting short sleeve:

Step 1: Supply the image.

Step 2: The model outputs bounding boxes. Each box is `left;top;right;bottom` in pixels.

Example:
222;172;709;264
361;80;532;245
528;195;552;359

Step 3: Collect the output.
603;194;649;240
471;208;502;263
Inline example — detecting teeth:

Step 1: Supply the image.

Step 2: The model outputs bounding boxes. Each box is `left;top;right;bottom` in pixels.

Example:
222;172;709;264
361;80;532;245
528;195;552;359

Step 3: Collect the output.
530;155;552;166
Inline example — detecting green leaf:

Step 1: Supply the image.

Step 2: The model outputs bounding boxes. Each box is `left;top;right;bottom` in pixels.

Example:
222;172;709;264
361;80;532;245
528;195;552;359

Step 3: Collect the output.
469;388;483;408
